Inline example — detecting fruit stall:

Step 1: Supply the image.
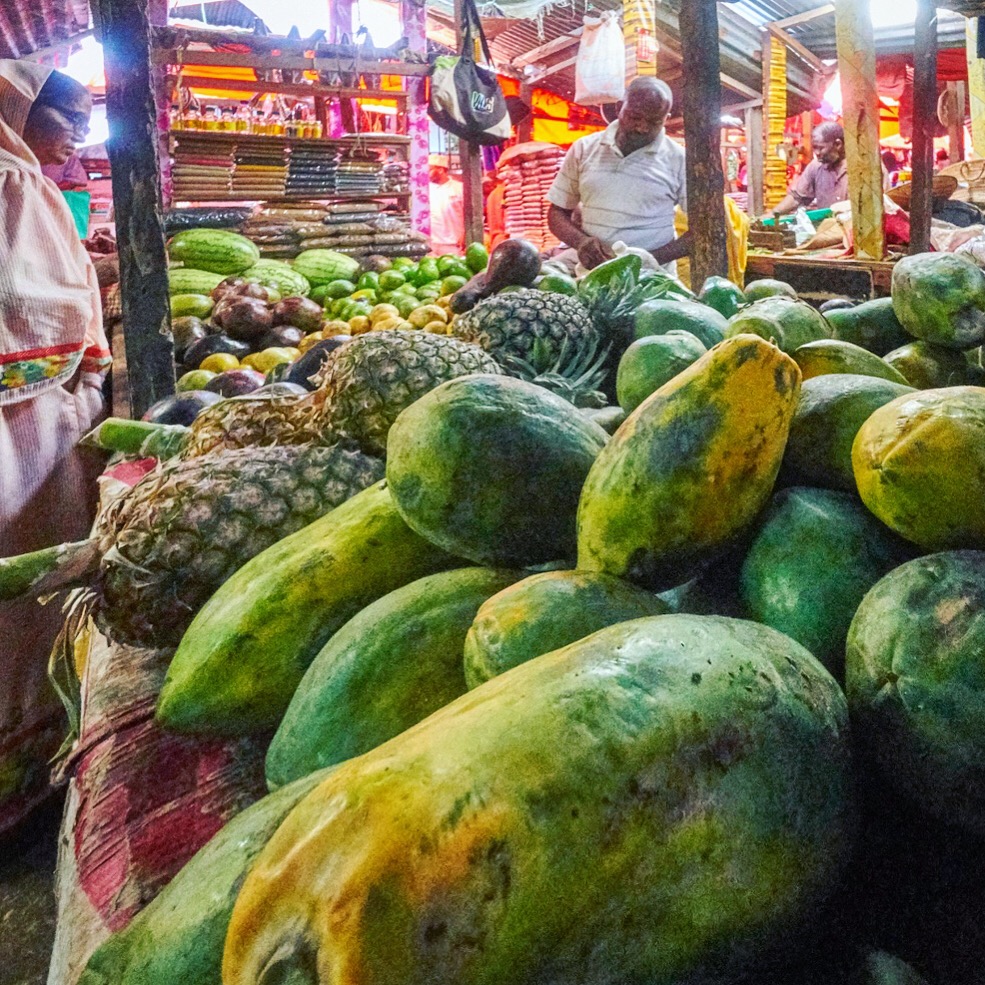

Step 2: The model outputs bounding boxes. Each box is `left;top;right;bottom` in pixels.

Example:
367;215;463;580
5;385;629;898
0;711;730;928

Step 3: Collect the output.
5;3;985;984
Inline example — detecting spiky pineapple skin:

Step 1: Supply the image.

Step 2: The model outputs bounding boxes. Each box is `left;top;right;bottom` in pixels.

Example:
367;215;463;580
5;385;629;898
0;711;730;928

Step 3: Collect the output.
452;289;599;370
311;331;501;455
94;443;383;646
181;391;326;459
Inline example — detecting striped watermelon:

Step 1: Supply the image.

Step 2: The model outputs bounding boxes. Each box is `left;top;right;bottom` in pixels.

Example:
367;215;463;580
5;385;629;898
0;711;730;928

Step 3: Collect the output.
169;267;225;296
292;249;361;287
169;229;260;276
243;260;311;298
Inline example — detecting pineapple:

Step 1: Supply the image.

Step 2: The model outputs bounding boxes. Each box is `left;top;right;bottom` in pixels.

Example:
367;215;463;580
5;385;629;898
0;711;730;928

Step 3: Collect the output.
1;443;383;647
308;331;501;455
452;290;600;374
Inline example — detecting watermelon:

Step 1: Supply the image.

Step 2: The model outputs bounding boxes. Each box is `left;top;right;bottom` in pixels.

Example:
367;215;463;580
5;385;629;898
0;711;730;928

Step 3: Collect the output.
242;259;311;298
293;249;361;287
168;267;225;297
169;229;260;276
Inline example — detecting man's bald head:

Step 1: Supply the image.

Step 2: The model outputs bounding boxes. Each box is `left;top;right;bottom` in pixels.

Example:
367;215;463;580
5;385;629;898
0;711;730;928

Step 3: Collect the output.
617;76;673;155
812;122;845;167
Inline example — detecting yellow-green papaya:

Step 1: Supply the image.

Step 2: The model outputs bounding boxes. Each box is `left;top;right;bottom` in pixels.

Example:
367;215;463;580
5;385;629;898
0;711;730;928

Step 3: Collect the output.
852;386;985;549
224;615;854;985
156;481;459;735
793;339;909;385
577;335;801;590
266;566;521;789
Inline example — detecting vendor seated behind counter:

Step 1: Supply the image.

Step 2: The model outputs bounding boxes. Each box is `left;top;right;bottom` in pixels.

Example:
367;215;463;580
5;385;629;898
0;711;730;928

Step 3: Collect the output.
546;76;690;272
767;122;848;217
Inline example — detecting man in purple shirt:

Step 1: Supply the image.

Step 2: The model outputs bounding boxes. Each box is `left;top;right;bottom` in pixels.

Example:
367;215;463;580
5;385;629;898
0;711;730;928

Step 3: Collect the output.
768;123;847;217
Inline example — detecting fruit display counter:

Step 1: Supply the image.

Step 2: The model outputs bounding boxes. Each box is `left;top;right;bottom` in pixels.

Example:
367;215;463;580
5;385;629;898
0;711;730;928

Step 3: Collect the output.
7;241;985;985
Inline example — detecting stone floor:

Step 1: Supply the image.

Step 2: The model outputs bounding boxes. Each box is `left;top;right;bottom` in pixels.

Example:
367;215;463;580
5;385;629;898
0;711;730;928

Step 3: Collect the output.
0;798;61;985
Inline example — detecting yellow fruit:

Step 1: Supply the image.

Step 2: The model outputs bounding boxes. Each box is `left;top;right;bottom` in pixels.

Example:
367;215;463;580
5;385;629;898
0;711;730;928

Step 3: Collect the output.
407;305;447;329
372;317;403;333
321;320;352;337
297;332;324;354
424;320;449;334
283;347;301;361
370;304;400;324
349;316;371;334
199;353;240;373
245;348;295;374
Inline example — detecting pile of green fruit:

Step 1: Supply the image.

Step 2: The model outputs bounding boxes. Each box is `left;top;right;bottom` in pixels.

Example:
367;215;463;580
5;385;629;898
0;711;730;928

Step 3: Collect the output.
12;249;985;985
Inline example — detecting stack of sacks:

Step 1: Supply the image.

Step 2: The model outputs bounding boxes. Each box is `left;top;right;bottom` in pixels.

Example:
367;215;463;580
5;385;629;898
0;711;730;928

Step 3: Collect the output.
286;146;340;197
231;142;288;198
498;142;564;250
240;201;332;259
171;134;234;200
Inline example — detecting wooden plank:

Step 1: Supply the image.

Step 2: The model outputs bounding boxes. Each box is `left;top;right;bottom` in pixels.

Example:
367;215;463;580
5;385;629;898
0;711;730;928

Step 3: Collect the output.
518;82;534;143
513;28;583;68
175;76;408;104
772;4;835;30
720;72;761;101
679;0;729;284
97;0;175;419
835;0;885;260
910;0;938;254
746;104;765;217
768;24;825;73
948;81;966;161
453;0;484;247
527;54;579;83
154;48;429;76
19;29;94;62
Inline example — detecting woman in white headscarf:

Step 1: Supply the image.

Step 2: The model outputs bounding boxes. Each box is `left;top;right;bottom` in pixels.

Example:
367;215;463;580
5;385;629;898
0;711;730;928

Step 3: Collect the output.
0;60;110;831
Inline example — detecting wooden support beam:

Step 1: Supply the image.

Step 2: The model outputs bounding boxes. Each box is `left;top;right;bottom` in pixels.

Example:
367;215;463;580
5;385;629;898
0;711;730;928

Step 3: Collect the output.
96;0;175;418
948;80;966;162
513;29;583;68
746;104;765;218
518;82;534;143
772;4;835;30
835;0;885;260
679;0;729;285
175;76;409;104
720;73;761;101
527;54;579;83
20;29;94;63
911;0;938;254
153;48;430;76
453;0;484;247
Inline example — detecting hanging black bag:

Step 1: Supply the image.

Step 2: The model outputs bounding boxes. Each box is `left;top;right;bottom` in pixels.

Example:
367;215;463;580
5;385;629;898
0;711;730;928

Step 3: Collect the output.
428;0;510;146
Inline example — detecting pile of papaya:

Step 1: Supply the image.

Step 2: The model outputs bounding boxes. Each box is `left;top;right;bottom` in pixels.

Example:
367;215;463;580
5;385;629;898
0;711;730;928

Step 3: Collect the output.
80;252;985;985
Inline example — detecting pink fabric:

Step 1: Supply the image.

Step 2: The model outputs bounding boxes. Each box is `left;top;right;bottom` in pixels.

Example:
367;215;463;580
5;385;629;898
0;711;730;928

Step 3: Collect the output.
401;0;431;237
429;177;465;255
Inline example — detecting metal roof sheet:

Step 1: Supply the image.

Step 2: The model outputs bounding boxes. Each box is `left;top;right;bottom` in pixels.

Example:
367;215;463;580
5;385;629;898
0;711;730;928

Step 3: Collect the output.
0;0;90;61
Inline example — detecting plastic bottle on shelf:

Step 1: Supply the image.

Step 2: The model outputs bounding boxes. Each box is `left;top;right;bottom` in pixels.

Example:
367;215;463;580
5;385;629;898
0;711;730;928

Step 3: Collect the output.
203;106;219;131
236;105;251;133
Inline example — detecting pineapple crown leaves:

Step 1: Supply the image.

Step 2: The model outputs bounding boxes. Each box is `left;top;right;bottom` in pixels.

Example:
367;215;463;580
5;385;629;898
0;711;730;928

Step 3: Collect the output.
503;334;611;409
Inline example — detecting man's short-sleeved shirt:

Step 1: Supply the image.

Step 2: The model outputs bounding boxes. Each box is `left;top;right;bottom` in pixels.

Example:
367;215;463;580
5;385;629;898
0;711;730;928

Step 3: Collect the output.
790;158;848;210
547;121;687;253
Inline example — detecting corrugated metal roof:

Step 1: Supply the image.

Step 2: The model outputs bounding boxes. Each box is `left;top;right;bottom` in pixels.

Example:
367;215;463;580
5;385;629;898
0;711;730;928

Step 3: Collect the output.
0;0;91;61
729;0;967;58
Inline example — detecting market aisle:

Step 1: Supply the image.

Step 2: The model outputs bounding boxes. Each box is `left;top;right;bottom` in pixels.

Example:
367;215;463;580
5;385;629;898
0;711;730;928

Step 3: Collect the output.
0;799;60;985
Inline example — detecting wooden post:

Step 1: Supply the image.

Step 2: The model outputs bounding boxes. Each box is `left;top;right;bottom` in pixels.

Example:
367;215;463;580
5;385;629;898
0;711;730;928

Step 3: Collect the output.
746;105;765;218
947;81;966;162
910;0;937;255
401;0;431;237
834;0;885;260
96;0;175;418
518;82;534;143
453;0;485;246
678;0;729;284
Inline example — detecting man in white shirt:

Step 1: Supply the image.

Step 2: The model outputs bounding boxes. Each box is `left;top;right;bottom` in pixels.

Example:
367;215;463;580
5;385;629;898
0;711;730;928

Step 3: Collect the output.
428;153;465;256
547;76;689;270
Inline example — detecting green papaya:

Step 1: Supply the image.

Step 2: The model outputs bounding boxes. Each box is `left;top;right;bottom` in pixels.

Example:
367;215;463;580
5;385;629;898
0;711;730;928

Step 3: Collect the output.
846;550;985;834
225;614;854;985
853;387;985;550
743;277;798;301
581;404;626;434
781;374;915;492
883;340;984;388
891;252;985;349
615;330;707;413
793;339;909;385
156;481;459;735
740;487;911;678
824;297;910;356
633;297;728;348
726;297;831;355
78;768;330;985
386;375;607;567
577;335;801;590
266;567;521;789
698;275;746;319
463;569;669;688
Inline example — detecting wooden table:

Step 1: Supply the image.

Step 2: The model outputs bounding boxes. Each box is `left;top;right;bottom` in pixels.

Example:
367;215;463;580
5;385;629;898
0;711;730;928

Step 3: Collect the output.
746;253;899;303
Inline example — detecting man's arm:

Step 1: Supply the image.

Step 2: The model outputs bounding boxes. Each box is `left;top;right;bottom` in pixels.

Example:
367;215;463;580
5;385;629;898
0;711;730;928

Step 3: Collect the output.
766;162;816;217
767;192;801;218
547;204;613;270
652;230;692;266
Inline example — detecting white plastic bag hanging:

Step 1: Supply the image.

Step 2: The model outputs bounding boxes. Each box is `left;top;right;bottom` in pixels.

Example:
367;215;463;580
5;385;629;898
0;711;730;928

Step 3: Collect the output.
574;11;626;106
